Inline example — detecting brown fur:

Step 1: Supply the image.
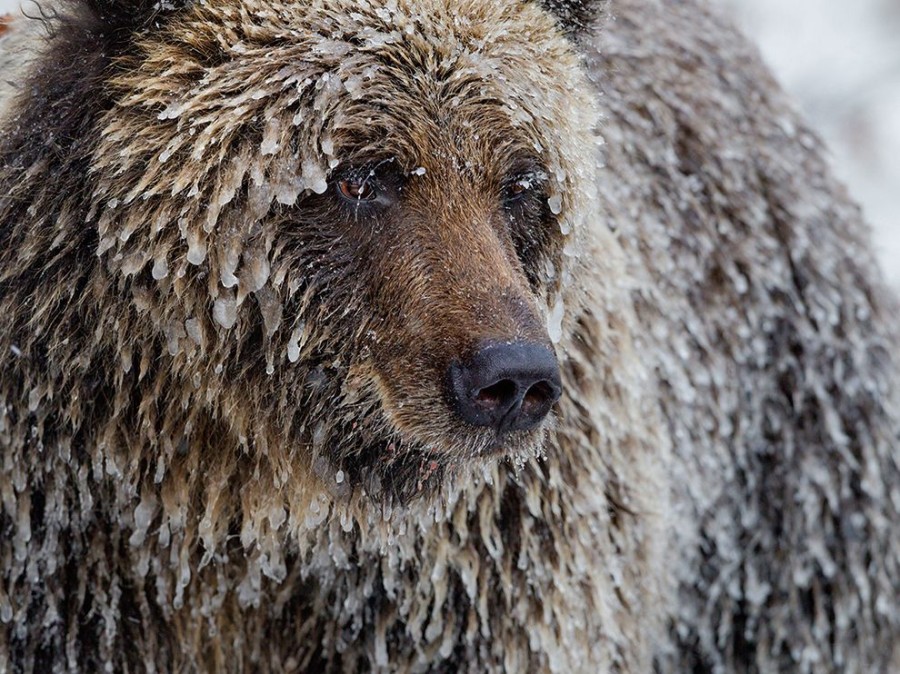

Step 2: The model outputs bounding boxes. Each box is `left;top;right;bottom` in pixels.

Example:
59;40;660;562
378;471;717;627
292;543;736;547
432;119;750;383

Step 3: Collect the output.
591;2;900;670
1;0;898;672
0;1;665;672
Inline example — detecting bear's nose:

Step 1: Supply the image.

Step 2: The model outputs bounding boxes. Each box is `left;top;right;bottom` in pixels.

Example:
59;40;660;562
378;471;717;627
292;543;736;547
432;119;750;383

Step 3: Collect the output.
447;342;562;433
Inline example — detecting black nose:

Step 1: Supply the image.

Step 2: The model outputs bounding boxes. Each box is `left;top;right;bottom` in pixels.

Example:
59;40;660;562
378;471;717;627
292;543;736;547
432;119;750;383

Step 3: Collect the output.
447;342;562;433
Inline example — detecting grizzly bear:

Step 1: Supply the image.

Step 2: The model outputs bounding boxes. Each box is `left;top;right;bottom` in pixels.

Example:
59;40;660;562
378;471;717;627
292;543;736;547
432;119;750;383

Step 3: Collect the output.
0;0;898;673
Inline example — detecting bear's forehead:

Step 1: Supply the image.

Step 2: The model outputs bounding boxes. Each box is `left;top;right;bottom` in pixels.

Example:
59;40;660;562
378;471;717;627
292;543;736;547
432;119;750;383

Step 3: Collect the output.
92;0;598;237
117;0;579;128
100;0;585;184
184;0;565;56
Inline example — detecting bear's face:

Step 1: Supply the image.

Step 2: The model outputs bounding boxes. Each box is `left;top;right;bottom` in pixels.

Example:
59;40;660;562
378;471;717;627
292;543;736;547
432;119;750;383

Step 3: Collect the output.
87;0;600;500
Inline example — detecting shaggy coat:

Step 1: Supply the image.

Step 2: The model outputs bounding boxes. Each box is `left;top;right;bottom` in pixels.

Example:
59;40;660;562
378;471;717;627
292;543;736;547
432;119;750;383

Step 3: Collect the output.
592;3;900;670
0;0;897;672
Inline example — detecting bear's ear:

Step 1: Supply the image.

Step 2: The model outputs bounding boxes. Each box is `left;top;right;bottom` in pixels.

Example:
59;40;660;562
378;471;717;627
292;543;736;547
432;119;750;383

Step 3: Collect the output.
539;0;606;36
75;0;191;33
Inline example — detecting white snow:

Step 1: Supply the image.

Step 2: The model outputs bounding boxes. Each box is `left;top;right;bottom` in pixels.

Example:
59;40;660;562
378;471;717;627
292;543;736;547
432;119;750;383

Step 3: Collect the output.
547;296;564;344
547;194;563;216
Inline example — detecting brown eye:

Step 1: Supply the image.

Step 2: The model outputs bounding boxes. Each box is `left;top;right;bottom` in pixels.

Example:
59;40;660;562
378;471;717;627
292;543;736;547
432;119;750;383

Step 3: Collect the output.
338;179;377;201
508;181;528;197
505;173;542;202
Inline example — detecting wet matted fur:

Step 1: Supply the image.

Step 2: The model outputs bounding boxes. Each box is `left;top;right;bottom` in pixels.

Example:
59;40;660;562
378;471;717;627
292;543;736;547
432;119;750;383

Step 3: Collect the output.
0;0;898;672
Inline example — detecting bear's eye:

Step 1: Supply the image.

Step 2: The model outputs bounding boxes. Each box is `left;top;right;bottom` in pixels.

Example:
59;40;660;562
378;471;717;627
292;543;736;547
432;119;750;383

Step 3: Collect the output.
338;179;377;202
332;159;401;213
508;182;527;198
504;180;530;201
502;169;547;204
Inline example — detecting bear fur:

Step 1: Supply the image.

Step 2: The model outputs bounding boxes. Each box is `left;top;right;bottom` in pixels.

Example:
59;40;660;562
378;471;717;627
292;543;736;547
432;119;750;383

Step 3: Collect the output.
0;0;898;673
589;4;900;671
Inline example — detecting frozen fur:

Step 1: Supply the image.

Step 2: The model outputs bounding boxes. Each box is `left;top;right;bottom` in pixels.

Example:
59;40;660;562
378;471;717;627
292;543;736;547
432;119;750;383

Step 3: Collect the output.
588;3;900;670
0;0;665;672
0;0;897;673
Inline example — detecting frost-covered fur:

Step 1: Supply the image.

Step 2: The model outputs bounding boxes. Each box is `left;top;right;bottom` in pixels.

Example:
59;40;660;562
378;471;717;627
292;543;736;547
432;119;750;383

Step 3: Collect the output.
0;1;666;672
0;0;898;673
588;4;900;670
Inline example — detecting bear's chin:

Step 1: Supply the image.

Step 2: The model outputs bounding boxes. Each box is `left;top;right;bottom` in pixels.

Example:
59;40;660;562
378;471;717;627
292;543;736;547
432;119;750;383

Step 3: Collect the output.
329;424;552;504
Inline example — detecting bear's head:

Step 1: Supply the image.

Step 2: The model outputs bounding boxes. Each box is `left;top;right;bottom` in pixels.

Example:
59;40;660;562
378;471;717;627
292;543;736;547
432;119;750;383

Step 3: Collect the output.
5;0;606;503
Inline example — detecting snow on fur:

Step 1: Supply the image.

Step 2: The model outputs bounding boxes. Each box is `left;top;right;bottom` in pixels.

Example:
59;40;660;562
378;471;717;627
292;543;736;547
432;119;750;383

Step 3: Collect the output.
0;0;897;672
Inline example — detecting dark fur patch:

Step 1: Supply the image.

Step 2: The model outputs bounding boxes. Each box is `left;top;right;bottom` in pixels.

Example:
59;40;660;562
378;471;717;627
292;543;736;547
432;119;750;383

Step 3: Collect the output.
75;0;191;34
539;0;606;35
3;1;189;167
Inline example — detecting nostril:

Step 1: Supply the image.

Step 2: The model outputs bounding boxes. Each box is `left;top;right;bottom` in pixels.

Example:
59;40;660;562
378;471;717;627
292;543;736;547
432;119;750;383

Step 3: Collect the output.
474;380;517;410
447;341;562;434
522;381;555;415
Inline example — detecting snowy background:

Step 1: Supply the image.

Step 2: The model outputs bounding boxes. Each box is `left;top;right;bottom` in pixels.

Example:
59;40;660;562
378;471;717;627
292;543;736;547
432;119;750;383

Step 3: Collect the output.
0;0;897;286
726;0;900;287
